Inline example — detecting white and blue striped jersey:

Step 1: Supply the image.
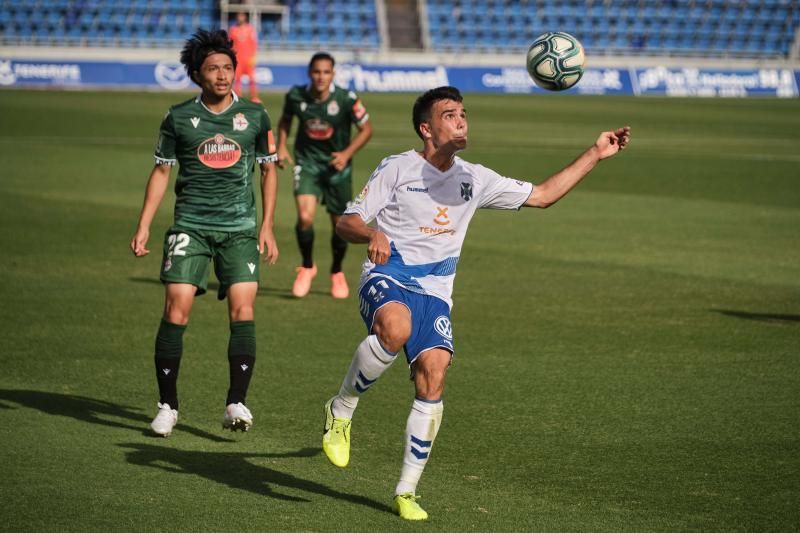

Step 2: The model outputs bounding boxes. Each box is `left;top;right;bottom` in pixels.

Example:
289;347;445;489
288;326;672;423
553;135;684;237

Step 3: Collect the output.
345;149;534;307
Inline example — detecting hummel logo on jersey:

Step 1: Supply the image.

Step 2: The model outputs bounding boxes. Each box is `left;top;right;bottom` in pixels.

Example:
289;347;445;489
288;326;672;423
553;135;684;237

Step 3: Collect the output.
247;262;256;274
162;369;171;376
190;117;200;128
240;364;249;372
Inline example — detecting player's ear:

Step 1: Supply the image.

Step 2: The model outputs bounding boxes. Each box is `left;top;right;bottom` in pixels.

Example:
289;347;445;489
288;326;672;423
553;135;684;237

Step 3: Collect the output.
419;122;432;139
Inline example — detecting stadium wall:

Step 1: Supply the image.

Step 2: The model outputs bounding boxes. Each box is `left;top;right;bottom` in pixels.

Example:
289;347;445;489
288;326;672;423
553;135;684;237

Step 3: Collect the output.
1;46;798;97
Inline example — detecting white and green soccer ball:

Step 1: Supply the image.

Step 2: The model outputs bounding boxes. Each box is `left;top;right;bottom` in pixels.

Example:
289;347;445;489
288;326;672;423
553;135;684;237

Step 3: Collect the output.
526;32;586;91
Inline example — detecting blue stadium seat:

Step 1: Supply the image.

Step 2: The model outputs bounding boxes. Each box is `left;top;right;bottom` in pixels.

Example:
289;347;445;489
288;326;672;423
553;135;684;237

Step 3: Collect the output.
2;0;795;56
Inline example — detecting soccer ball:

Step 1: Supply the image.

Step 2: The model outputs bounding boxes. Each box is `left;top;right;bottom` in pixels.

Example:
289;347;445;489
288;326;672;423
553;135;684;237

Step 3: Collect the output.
526;32;586;91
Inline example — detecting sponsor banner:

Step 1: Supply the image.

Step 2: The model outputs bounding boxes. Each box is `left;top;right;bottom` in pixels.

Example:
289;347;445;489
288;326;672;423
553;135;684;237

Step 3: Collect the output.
633;67;799;97
1;57;798;98
334;64;450;93
449;66;632;95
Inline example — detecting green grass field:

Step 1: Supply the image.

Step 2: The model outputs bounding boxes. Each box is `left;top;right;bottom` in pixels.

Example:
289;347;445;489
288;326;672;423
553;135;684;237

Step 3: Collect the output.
1;89;798;532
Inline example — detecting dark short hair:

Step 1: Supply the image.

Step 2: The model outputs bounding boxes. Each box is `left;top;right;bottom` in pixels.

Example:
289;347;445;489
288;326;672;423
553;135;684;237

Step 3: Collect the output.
308;51;335;70
180;29;238;86
412;86;463;140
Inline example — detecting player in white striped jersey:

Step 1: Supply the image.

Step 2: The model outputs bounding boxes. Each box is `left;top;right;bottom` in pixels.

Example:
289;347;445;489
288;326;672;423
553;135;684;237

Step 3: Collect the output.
321;86;631;520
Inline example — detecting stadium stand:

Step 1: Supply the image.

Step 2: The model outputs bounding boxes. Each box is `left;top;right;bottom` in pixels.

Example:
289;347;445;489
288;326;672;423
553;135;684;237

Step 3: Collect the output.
426;0;799;58
0;0;379;50
261;0;380;50
0;0;797;58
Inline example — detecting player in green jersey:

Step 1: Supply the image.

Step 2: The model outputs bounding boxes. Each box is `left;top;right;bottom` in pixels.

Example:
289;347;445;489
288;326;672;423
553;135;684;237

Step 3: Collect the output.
130;29;279;437
276;52;373;299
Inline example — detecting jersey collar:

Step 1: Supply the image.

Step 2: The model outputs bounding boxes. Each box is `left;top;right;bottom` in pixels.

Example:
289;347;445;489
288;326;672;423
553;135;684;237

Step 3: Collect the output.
305;83;336;103
195;92;239;115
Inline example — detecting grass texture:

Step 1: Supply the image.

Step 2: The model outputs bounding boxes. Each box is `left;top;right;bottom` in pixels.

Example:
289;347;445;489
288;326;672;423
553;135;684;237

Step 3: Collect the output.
0;89;798;532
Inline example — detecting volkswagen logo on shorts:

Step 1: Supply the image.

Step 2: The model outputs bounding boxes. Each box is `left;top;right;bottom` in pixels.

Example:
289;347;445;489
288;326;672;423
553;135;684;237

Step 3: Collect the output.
155;60;191;90
434;315;452;340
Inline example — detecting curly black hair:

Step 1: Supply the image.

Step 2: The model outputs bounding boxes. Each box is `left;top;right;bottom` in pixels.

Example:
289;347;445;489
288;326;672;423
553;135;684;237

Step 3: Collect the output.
412;86;463;140
180;29;238;86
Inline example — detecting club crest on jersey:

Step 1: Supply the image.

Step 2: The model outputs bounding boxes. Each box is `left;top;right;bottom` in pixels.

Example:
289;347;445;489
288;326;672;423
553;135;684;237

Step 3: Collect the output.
460;182;473;201
327;100;339;116
197;134;242;169
233;113;248;131
300;102;308;112
190;117;200;128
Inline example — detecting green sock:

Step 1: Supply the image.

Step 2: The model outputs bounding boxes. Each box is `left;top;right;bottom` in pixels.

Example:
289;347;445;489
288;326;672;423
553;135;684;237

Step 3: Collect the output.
154;319;186;409
295;223;315;268
227;320;255;405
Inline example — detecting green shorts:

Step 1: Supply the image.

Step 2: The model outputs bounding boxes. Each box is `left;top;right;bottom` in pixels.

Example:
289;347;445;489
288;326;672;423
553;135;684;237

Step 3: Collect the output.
159;225;259;300
292;158;353;215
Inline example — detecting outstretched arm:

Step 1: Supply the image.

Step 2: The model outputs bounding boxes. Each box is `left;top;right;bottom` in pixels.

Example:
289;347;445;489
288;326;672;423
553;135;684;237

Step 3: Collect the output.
130;164;172;257
336;213;391;265
524;126;630;208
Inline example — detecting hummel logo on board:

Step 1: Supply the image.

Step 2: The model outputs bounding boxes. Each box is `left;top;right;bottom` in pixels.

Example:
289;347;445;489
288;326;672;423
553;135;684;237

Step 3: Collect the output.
190;117;200;128
247;262;256;274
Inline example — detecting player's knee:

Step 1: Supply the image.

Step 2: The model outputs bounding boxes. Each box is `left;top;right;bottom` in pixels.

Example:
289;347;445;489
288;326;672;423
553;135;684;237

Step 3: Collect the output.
229;304;254;322
296;213;314;230
373;320;410;353
372;303;411;353
163;308;190;325
414;366;447;400
375;328;408;354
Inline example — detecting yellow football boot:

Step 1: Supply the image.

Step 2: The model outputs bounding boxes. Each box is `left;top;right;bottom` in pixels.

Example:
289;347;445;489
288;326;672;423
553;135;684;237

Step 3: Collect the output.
393;493;429;520
322;398;351;467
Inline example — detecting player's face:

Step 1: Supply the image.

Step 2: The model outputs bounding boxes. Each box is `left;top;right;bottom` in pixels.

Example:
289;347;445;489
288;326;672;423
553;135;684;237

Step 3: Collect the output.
425;99;468;151
197;53;235;100
308;59;334;96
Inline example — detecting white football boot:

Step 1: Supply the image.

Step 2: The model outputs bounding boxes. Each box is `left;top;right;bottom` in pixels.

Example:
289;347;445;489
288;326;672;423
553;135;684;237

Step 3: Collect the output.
151;402;178;437
222;402;253;432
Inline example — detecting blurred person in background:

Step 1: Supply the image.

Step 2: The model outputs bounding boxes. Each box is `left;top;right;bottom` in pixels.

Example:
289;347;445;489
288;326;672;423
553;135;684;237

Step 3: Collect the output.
229;12;260;102
277;52;373;299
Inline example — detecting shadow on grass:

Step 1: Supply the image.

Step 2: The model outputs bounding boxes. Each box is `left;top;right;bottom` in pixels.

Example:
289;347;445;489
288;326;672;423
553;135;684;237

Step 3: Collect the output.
0;389;234;443
128;276;347;300
713;309;800;324
119;442;393;513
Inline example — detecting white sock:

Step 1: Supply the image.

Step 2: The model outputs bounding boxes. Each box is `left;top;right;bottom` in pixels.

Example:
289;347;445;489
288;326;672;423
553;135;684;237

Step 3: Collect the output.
331;335;396;419
395;398;443;496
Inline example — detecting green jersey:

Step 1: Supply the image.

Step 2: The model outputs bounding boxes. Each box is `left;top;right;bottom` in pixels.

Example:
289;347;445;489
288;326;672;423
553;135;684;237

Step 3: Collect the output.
154;94;278;231
281;83;369;165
